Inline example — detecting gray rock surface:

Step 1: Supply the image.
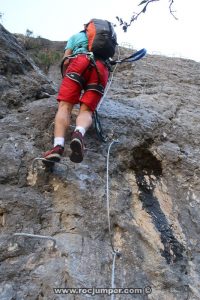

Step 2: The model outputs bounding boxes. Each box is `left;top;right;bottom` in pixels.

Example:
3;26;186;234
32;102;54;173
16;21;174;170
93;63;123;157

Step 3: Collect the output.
0;25;56;118
0;25;200;299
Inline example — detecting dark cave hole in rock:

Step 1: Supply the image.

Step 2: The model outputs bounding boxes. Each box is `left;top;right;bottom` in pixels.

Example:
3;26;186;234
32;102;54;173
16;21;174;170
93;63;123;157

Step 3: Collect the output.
130;145;162;177
128;145;185;264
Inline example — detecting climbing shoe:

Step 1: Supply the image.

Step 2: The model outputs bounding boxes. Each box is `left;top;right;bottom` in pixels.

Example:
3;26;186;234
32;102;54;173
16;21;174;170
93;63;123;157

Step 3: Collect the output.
70;131;84;163
43;145;64;162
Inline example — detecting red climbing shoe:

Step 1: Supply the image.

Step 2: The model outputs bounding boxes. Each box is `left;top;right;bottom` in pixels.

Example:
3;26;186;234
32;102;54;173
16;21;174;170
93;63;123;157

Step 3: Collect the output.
43;145;64;162
70;131;84;163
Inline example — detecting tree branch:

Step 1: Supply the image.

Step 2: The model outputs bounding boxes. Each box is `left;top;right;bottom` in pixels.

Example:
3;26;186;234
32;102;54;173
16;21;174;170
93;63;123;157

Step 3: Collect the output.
169;0;178;20
116;0;177;32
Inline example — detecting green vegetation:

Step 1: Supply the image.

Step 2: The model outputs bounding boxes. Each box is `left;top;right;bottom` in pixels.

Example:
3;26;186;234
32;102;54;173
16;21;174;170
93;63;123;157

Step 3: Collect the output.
34;50;62;73
18;31;63;73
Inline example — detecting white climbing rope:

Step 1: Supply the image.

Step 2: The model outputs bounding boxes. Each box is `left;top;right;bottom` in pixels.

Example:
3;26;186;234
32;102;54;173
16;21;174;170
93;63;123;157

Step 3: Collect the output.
96;47;121;112
106;139;121;299
106;140;119;251
111;251;117;300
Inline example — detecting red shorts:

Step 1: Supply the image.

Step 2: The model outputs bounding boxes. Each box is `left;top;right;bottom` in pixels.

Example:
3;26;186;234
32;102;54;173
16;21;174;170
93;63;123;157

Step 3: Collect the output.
57;54;109;112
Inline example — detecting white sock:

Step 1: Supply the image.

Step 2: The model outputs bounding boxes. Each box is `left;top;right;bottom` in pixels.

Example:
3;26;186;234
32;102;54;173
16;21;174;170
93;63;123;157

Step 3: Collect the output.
75;126;86;136
54;137;65;147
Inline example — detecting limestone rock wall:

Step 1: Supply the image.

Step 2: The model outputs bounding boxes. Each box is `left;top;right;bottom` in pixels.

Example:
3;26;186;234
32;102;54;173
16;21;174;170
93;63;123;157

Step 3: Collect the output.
0;25;200;300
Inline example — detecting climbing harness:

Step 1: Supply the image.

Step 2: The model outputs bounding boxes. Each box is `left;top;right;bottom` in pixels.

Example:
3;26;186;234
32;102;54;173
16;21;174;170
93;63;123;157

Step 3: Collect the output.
61;53;105;98
61;52;100;79
61;54;80;78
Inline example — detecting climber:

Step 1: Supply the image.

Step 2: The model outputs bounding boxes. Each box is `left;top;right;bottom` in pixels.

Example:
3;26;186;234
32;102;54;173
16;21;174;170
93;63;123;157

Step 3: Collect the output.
42;19;117;164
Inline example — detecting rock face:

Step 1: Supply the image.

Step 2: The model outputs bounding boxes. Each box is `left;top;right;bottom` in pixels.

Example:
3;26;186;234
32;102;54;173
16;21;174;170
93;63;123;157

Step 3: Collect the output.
0;25;56;118
0;25;200;300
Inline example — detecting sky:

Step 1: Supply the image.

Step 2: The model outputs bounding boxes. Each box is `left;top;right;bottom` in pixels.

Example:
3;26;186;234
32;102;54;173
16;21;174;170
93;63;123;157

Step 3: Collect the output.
1;0;200;62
